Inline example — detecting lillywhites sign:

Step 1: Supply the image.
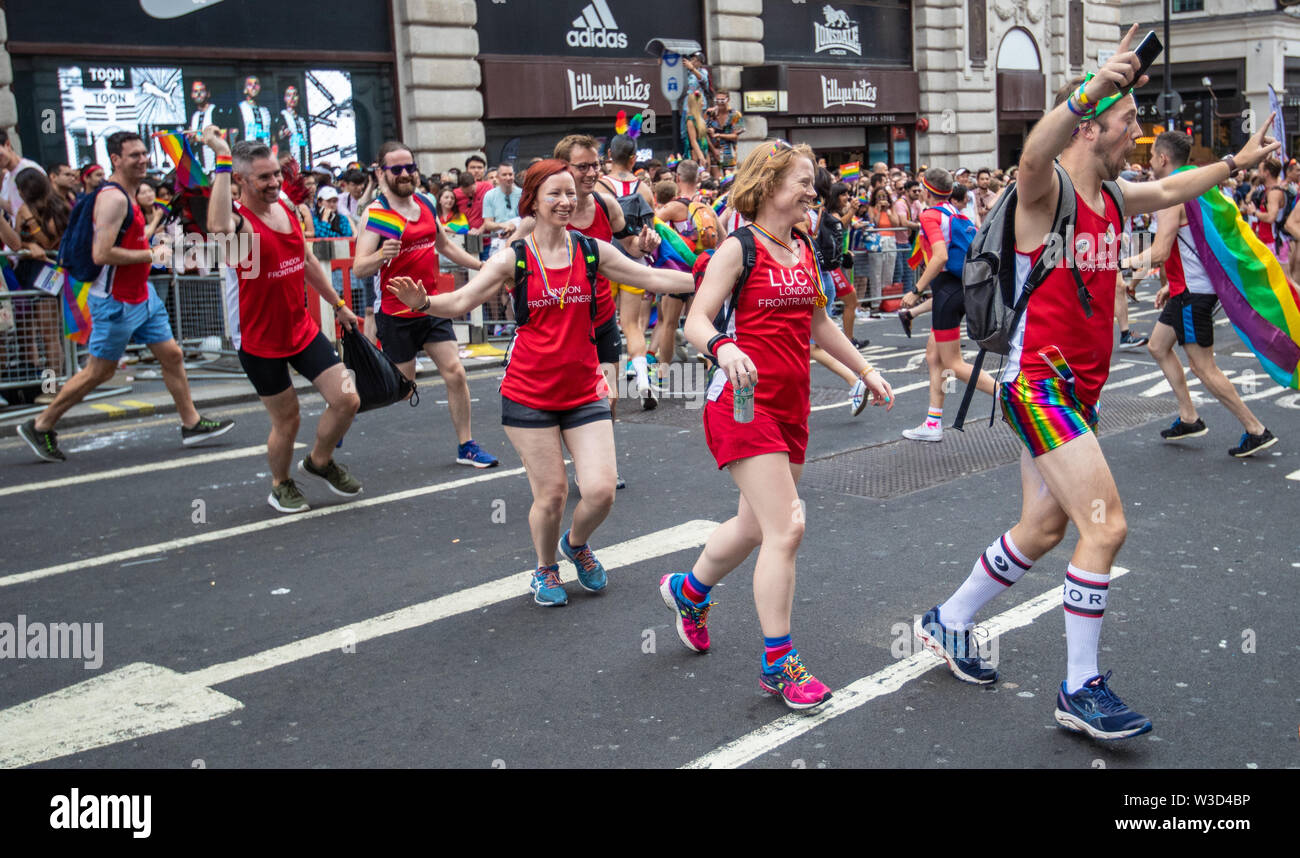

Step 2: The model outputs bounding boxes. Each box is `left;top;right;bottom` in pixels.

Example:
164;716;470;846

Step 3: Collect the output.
821;75;876;109
813;5;861;56
567;70;652;110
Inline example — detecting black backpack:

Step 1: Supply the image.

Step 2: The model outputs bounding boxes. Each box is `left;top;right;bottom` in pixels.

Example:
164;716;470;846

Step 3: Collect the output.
508;233;600;330
954;161;1124;430
57;181;134;289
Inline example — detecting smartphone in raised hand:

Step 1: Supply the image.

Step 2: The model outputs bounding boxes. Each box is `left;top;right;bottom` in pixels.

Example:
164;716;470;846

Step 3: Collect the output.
1118;31;1162;98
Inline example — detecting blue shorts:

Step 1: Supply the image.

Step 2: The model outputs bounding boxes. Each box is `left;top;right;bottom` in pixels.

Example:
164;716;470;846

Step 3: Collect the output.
88;285;175;361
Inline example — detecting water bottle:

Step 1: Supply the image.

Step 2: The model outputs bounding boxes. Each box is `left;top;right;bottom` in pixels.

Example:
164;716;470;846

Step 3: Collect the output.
733;384;754;423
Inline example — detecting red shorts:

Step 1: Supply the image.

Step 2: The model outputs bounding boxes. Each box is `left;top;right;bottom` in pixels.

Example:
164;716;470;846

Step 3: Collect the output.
702;399;809;469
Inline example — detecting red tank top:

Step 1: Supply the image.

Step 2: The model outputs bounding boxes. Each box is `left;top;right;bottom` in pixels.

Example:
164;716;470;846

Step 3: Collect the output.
705;233;820;424
1005;188;1120;406
567;194;616;325
377;197;444;317
232;199;320;358
108;187;150;305
500;236;604;410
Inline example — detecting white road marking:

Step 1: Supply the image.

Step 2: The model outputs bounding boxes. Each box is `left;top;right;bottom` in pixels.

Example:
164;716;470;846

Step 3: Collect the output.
1139;369;1235;398
1286;468;1300;481
0;465;532;589
684;566;1131;769
1231;352;1254;359
808;378;934;413
1104;370;1169;390
0;520;719;768
0;444;305;498
1241;385;1285;401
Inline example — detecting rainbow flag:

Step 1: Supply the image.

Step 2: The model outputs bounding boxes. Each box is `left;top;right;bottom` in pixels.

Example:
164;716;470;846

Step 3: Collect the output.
1178;165;1300;390
712;194;728;216
444;213;470;235
653;219;697;272
667;154;682;167
62;272;92;344
906;232;924;270
366;207;406;241
155;131;209;191
839;162;861;182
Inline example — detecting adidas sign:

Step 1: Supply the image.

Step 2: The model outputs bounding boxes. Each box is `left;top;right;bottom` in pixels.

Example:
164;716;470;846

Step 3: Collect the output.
566;0;629;50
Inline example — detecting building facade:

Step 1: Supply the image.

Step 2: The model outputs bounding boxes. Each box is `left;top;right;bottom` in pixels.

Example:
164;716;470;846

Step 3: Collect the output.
1;1;1162;175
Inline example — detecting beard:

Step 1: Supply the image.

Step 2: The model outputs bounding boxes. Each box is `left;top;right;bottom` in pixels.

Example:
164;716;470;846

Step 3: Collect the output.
1091;134;1131;182
388;177;416;198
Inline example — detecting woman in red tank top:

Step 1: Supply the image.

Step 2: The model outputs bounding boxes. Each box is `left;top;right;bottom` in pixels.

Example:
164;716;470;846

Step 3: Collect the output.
661;141;894;711
387;160;693;607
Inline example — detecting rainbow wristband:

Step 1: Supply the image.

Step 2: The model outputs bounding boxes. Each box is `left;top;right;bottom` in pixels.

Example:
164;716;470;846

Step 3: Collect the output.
1065;95;1089;118
214;155;233;174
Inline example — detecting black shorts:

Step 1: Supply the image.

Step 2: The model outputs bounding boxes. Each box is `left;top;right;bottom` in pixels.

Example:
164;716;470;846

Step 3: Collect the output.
239;331;341;397
1158;292;1218;347
501;395;611;429
594;317;622;364
930;272;966;333
376;311;456;363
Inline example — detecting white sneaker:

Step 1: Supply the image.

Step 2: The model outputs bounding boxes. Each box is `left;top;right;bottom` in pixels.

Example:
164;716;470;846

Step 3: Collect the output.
856;310;873;322
902;421;943;442
850;379;868;416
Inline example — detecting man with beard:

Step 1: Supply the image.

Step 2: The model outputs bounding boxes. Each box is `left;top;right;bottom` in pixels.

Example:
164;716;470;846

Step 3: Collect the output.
187;80;225;171
352;140;499;468
913;26;1279;741
236;76;271;146
275;84;310;167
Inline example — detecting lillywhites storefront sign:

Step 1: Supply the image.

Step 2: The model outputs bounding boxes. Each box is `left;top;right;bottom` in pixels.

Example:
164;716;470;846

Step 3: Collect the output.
821;75;877;109
567;70;652;110
813;5;861;56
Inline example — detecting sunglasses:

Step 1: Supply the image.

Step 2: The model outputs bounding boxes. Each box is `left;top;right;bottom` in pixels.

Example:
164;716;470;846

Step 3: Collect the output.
570;161;601;173
383;163;418;175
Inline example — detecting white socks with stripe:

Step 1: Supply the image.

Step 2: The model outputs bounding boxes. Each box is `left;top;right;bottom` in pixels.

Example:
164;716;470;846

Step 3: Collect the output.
1063;564;1109;693
632;355;650;391
938;531;1033;628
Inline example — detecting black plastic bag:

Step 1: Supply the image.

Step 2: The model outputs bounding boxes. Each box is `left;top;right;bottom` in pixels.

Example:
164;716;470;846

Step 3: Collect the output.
341;326;417;412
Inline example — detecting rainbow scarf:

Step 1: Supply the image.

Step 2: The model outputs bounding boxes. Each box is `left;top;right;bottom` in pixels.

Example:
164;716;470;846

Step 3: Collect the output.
62;273;92;344
366;208;406;241
653;218;697;271
1176;165;1300;390
155;131;210;191
444;213;470;235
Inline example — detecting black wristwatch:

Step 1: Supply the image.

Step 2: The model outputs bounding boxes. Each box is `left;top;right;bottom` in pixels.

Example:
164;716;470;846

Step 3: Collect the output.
1221;154;1239;176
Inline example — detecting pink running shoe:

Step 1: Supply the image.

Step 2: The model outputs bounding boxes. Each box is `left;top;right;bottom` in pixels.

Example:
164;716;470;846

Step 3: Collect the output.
659;573;712;653
759;651;832;710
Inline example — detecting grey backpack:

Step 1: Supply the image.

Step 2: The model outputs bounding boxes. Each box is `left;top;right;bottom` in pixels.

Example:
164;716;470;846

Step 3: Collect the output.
954;162;1124;429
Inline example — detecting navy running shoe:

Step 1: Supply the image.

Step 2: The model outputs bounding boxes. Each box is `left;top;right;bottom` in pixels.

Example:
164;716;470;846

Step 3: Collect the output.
914;606;997;685
1054;671;1153;740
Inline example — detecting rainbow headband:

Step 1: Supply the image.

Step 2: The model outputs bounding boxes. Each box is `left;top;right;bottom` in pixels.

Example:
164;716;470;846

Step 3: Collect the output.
920;176;950;198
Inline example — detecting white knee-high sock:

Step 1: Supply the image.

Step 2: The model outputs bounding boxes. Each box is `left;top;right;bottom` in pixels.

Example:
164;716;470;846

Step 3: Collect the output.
1063;563;1110;693
939;531;1033;628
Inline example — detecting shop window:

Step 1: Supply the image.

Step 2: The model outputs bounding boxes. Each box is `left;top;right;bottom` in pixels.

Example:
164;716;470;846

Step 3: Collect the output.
1171;0;1203;12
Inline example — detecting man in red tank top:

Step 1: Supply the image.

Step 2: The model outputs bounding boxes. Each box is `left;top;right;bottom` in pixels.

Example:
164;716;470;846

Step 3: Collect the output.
914;28;1281;741
18;131;234;463
353;141;499;469
203;127;364;515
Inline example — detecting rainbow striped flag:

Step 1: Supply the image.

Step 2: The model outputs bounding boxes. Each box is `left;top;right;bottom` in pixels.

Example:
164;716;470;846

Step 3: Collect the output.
653;218;697;272
906;232;924;270
366;207;406;241
155;131;209;191
839;162;861;182
712;194;728;216
1178;165;1300;390
62;271;92;344
444;213;470;235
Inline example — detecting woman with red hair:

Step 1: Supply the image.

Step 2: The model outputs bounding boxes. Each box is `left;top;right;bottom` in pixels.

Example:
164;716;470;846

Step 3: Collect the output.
388;160;694;607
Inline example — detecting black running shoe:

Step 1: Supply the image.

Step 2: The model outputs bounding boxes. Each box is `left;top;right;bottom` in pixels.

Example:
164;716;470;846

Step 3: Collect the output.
16;419;65;462
898;308;913;338
1229;428;1277;458
1119;331;1149;350
1160;417;1207;441
181;415;236;447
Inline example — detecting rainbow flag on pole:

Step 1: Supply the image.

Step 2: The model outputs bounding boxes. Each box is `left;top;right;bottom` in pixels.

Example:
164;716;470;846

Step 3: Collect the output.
652;219;698;271
444;213;470;235
366;207;406;241
1178;165;1300;390
155;131;210;191
62;272;92;344
839;162;861;182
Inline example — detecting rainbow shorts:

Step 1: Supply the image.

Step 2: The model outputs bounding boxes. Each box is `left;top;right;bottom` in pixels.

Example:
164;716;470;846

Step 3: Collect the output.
999;373;1099;458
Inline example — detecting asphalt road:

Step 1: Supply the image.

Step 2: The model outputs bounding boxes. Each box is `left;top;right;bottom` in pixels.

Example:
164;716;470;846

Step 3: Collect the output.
1;297;1297;770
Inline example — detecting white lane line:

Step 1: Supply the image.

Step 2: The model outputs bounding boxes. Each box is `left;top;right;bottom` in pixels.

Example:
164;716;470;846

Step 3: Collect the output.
1128;307;1162;318
0;465;530;589
1286;468;1300;481
0;444;305;498
1104;370;1169;390
684;566;1131;769
0;520;719;769
1231;352;1254;359
1139;368;1235;398
1107;362;1135;373
1241;385;1285;401
808;378;934;413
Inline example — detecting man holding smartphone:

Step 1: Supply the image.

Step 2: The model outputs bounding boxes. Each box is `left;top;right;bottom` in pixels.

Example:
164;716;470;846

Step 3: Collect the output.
913;25;1280;741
